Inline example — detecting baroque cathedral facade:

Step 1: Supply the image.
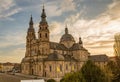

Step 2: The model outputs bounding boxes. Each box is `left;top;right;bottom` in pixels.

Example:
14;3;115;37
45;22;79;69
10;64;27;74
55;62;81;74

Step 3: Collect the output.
21;6;90;79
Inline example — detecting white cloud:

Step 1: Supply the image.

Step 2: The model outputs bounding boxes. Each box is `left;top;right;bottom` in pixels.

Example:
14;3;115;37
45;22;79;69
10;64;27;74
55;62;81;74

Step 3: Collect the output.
45;0;76;17
0;32;25;48
59;0;76;12
0;0;22;20
0;0;15;11
49;0;120;56
1;0;120;63
107;0;120;19
0;48;25;63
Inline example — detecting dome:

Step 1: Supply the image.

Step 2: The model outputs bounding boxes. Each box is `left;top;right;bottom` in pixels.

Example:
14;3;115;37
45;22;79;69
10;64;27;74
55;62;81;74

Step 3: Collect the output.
60;27;75;42
46;51;65;61
60;34;75;42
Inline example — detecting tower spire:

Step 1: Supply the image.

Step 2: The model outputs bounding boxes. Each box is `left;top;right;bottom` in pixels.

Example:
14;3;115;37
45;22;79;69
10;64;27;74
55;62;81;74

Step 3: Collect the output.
65;24;68;34
79;37;83;44
29;14;33;25
40;4;47;23
43;3;44;9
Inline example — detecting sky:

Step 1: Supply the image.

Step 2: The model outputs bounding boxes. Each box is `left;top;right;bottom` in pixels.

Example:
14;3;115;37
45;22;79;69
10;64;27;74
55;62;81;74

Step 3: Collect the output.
0;0;120;63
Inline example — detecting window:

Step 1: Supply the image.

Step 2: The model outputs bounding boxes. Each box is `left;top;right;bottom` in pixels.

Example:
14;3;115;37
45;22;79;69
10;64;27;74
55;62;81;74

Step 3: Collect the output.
66;64;68;70
45;33;47;38
74;65;76;69
60;65;62;72
49;65;52;72
39;65;41;71
40;33;41;38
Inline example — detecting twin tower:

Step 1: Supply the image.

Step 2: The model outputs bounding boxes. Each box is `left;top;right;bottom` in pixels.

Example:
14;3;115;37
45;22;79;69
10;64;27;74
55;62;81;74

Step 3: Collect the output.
27;5;49;43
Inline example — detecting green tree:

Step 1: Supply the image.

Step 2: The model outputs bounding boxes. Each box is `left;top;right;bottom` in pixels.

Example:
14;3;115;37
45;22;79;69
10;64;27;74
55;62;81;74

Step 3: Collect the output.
107;59;120;82
47;79;56;82
61;72;85;82
81;60;107;82
114;57;120;82
101;65;113;82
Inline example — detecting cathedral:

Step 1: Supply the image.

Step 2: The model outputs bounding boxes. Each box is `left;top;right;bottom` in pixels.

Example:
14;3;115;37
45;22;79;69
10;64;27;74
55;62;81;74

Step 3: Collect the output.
21;5;90;79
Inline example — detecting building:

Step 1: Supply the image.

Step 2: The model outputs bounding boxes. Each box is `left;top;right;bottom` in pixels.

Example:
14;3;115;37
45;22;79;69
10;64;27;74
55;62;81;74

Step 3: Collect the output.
0;63;2;72
13;63;21;73
89;54;109;68
21;5;90;79
109;56;117;62
1;62;14;73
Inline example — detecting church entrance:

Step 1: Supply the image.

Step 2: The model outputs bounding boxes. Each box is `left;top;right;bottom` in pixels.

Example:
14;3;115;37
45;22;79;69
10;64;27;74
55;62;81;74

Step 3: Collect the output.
44;72;46;77
31;69;34;75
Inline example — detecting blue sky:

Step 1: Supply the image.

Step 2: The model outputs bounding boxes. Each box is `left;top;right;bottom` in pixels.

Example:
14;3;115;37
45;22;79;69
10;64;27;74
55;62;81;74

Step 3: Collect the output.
0;0;120;63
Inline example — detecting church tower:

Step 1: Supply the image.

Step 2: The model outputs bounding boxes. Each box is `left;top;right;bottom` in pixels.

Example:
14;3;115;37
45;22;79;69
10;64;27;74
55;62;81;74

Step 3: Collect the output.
38;5;50;55
25;15;36;57
38;5;49;42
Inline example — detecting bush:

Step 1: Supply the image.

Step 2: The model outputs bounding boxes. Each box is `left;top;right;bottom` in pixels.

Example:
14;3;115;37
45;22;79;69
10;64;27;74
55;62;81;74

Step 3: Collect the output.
47;79;56;82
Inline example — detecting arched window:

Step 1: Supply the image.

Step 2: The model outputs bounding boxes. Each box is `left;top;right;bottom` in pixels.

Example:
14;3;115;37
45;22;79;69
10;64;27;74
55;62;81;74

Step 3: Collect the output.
49;65;52;72
40;33;41;38
60;65;62;71
66;64;68;70
45;33;47;38
39;65;41;71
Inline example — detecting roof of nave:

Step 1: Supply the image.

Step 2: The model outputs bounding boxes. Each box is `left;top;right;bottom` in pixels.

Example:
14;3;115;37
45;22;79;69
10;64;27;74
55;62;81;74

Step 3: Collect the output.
50;42;68;50
89;54;109;62
50;42;88;51
21;57;44;63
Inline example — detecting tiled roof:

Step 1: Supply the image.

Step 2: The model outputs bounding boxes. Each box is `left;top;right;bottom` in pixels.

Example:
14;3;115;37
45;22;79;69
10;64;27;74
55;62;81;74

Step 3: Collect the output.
89;54;108;62
50;42;68;50
45;51;65;61
69;43;87;51
45;51;77;62
2;62;14;66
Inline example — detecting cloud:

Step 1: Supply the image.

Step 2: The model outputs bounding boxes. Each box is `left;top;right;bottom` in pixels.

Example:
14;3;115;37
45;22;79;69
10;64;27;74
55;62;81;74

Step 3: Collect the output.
0;0;119;63
0;0;22;20
45;0;76;17
107;0;120;19
0;48;25;63
0;31;25;48
49;0;120;56
49;22;65;42
59;0;76;12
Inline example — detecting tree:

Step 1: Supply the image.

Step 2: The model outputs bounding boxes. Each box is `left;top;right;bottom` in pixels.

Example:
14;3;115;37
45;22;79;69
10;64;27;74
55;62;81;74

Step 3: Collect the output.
114;33;120;57
107;60;120;82
114;57;120;82
81;60;107;82
61;72;85;82
101;65;113;82
47;79;56;82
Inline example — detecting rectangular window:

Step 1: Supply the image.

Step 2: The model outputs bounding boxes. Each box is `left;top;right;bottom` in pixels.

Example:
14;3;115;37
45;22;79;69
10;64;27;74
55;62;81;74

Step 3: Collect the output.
39;65;41;71
45;33;47;38
49;65;52;72
40;33;41;38
66;64;68;70
60;65;62;72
